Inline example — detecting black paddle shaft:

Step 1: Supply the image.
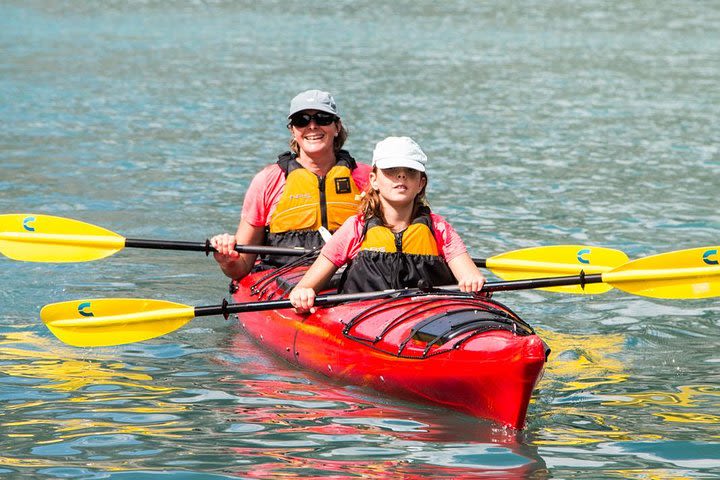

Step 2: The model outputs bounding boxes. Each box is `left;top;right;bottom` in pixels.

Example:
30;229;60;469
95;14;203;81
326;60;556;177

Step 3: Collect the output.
192;273;603;319
124;238;310;256
482;273;603;292
125;238;489;265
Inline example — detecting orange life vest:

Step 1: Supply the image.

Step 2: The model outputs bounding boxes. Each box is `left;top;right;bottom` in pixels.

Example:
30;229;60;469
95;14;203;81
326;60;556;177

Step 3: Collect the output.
263;150;361;267
269;151;361;234
339;208;456;293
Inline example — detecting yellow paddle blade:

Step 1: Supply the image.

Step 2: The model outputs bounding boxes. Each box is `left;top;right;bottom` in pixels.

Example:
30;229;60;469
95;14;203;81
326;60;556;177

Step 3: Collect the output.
604;246;720;299
41;298;195;347
0;213;125;262
486;245;629;294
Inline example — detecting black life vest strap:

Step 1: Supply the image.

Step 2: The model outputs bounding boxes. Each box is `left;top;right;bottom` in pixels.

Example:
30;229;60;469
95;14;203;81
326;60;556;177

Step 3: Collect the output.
276;149;357;177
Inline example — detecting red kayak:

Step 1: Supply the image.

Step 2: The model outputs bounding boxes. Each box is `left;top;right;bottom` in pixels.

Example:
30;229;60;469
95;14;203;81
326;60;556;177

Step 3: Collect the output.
231;265;549;429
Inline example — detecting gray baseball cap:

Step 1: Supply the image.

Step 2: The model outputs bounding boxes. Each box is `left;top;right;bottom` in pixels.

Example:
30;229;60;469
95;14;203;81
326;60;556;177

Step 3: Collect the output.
288;89;339;118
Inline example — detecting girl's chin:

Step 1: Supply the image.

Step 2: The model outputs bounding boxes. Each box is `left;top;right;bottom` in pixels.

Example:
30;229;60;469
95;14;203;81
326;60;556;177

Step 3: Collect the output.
382;194;414;205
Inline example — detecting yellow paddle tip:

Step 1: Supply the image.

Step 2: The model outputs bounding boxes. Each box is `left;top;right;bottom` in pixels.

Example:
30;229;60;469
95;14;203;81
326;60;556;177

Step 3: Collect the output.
41;298;195;347
487;245;629;294
0;214;125;262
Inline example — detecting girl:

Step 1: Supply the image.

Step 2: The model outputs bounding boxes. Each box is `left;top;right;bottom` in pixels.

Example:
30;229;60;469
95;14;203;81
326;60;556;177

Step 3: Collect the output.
289;136;486;312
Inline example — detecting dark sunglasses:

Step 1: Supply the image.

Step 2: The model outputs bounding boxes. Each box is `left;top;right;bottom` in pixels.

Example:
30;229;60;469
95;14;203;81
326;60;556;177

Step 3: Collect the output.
289;112;337;128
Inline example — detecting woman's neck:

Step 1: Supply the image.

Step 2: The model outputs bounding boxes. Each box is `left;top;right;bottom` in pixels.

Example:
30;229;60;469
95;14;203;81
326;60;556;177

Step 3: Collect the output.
297;150;336;176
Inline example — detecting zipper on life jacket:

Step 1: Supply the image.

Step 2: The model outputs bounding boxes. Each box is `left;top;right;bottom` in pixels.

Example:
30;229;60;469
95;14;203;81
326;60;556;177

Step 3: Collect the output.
393;230;404;253
318;176;328;229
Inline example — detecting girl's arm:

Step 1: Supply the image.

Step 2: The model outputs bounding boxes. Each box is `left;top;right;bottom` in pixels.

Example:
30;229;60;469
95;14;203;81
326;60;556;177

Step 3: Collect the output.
447;252;486;293
289;255;340;313
431;214;485;293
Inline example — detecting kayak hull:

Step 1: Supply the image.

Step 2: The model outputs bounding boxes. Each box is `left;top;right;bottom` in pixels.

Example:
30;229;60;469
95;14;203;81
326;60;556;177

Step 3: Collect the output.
232;268;548;429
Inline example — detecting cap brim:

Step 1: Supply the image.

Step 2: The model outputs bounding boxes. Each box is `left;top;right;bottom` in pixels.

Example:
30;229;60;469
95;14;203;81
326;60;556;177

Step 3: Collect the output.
373;158;425;172
288;104;339;119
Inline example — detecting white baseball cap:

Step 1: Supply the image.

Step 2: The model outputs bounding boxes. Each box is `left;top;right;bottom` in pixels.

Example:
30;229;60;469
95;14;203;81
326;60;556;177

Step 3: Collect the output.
372;136;427;172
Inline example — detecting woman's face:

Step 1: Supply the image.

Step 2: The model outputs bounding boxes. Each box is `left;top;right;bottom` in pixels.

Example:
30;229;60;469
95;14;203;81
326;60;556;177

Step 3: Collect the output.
289;109;340;158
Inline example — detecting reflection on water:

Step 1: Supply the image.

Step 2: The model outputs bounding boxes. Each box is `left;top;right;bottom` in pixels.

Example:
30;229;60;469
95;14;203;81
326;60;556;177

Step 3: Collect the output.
531;328;655;447
532;329;720;445
2;303;719;476
215;333;550;478
5;325;714;476
541;328;628;389
0;331;192;473
0;329;553;477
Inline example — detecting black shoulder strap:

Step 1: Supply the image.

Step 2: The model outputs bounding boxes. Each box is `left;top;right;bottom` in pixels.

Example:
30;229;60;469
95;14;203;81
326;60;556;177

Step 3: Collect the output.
276;151;301;177
362;215;383;238
277;150;356;177
335;150;357;170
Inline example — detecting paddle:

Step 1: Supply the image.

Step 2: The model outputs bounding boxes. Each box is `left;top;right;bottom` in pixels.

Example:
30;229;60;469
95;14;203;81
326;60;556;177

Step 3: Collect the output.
41;246;720;347
1;213;628;293
0;213;308;262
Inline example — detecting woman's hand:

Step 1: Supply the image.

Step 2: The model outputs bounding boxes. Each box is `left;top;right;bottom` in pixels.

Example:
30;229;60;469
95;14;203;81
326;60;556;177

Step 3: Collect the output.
210;233;239;265
289;286;317;314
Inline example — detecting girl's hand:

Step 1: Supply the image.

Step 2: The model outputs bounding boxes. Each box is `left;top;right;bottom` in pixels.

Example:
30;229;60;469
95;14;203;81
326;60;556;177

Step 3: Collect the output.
448;253;486;294
289;287;317;314
457;271;486;294
210;233;239;264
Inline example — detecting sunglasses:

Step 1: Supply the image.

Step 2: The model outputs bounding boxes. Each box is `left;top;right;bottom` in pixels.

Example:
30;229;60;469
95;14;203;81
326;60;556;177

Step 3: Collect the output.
289;112;337;128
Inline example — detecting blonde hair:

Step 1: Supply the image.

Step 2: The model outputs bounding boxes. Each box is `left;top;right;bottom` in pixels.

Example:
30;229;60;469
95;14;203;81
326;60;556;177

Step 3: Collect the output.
360;166;429;227
289;120;348;154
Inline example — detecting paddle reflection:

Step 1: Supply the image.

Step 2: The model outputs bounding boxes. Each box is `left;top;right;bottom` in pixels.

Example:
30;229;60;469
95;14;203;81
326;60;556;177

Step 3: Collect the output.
531;328;637;446
0;330;191;473
604;384;720;427
2;327;550;477
535;327;720;445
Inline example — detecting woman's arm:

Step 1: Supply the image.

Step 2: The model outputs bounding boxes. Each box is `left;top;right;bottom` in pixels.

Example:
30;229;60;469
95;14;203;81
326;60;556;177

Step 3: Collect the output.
210;219;266;280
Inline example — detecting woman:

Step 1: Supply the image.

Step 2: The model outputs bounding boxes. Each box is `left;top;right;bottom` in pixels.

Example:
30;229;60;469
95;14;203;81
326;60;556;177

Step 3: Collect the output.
289;136;486;312
211;90;371;280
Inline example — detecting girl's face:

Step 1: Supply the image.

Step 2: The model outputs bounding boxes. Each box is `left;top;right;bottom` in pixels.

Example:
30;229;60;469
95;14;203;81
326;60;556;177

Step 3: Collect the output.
370;167;426;207
289;109;340;158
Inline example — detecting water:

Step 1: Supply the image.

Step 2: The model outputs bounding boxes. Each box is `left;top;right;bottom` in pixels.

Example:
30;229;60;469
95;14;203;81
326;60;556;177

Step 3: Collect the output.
1;1;719;478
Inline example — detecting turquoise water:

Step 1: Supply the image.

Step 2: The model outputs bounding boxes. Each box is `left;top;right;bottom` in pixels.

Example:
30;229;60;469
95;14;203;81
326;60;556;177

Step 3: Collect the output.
2;1;719;478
